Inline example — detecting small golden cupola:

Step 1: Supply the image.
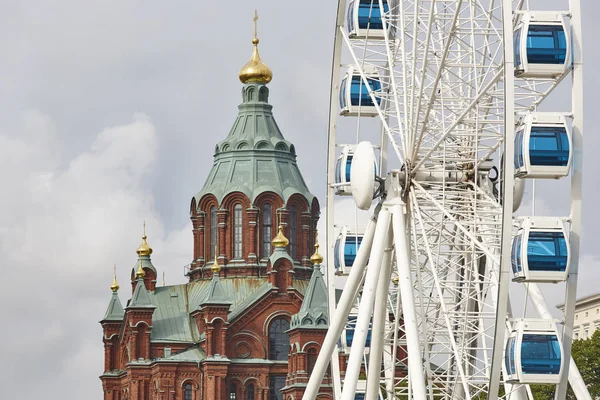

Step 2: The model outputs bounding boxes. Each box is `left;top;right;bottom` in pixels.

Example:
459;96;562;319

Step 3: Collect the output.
310;231;324;265
135;259;146;279
272;224;290;248
136;221;153;257
238;10;273;85
211;245;221;274
111;264;120;292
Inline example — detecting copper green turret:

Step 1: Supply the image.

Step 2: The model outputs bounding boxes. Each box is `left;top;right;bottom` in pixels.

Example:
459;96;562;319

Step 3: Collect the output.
193;34;314;206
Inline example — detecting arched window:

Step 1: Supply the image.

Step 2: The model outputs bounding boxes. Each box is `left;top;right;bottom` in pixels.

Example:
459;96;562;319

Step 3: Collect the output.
234;204;243;259
262;203;272;258
246;384;255;400
229;383;237;400
210;206;217;259
269;318;290;360
307;347;318;375
183;383;193;400
289;205;297;259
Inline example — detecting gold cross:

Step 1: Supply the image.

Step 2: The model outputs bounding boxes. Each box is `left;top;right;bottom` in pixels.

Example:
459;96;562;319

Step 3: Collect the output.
253;10;259;39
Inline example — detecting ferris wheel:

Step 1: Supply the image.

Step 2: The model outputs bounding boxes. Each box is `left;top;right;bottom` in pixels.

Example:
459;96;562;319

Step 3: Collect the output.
304;1;586;400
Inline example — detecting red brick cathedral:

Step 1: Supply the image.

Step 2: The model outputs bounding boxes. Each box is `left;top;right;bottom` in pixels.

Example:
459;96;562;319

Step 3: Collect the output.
99;30;333;400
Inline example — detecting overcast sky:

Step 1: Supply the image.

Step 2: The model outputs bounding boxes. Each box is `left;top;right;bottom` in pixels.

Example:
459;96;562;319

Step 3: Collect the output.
0;1;598;398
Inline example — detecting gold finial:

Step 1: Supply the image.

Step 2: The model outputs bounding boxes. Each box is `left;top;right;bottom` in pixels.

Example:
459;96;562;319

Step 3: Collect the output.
136;259;146;279
238;10;273;84
211;245;221;273
111;264;120;292
392;275;399;286
136;221;153;257
162;271;166;287
272;210;289;248
310;231;324;265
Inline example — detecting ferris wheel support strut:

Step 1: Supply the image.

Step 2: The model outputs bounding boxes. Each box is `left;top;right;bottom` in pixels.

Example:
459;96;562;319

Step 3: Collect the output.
365;232;394;400
303;215;377;400
341;209;391;400
557;0;584;398
390;201;429;400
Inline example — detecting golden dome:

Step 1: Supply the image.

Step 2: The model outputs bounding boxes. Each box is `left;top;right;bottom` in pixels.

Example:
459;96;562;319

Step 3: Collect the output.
211;246;221;273
238;11;273;84
310;231;324;265
392;275;399;286
136;222;153;257
272;225;289;248
111;264;120;292
136;260;146;279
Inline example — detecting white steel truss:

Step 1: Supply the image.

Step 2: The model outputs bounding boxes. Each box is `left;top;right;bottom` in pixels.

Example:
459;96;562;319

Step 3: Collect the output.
311;0;585;399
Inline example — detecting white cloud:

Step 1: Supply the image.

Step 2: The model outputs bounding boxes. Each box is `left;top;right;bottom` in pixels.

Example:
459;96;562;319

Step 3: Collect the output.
0;112;191;397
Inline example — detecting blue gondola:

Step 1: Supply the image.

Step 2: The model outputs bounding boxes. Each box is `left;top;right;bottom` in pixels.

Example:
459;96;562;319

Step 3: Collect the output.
340;66;383;117
505;319;563;384
514;12;571;78
514;113;572;179
335;145;379;195
334;227;364;275
511;217;569;283
347;0;391;39
342;314;373;354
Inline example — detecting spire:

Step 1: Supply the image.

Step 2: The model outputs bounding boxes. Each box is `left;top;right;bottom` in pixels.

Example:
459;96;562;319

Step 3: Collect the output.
111;264;120;292
239;10;273;84
162;271;166;287
102;265;125;321
290;266;329;329
309;231;324;265
128;264;155;309
136;221;153;257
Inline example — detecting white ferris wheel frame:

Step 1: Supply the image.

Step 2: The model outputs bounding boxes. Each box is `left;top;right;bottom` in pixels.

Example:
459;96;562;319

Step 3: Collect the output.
307;0;585;399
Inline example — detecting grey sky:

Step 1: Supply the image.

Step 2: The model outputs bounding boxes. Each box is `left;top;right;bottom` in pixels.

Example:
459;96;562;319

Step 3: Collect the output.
0;1;597;398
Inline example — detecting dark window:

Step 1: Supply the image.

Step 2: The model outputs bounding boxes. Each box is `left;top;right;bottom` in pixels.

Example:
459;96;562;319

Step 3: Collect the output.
184;383;193;400
210;206;217;259
234;204;243;259
269;376;286;400
247;384;255;400
289;205;297;259
262;203;272;258
307;348;318;375
229;383;237;400
269;318;290;360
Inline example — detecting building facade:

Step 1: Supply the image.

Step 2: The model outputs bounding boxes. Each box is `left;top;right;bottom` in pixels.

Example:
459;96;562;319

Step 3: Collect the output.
100;29;332;400
558;293;600;340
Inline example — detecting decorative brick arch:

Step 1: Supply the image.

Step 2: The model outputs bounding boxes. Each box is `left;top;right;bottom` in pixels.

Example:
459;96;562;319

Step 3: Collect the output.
286;194;311;263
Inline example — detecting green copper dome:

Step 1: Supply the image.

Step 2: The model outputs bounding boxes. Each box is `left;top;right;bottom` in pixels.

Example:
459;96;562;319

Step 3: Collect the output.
194;83;314;206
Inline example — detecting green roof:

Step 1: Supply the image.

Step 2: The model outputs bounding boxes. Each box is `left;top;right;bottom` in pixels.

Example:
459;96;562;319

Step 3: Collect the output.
127;278;156;309
110;277;312;344
200;274;233;306
194;83;314;206
290;266;328;329
102;291;125;322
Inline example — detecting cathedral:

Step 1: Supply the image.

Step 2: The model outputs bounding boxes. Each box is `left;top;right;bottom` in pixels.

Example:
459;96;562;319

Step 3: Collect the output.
99;25;332;400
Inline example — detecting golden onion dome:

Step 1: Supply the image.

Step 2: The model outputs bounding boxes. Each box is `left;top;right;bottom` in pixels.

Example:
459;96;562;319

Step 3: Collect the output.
238;11;273;84
135;260;146;279
272;225;289;248
211;246;221;274
136;222;153;257
310;231;324;265
110;264;120;292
